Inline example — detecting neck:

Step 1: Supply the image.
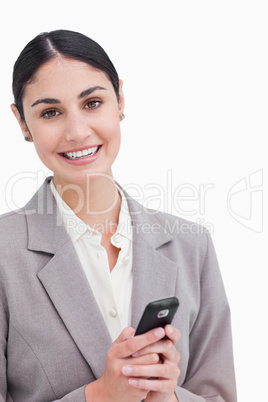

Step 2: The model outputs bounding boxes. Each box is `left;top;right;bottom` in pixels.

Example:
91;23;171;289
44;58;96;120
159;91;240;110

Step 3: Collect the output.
53;174;121;234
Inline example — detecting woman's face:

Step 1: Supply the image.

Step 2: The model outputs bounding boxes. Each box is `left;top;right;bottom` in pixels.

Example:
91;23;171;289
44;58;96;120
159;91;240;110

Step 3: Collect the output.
12;57;124;187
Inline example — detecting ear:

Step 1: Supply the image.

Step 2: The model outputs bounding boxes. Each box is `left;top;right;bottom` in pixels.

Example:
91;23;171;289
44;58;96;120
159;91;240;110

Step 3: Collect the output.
118;79;125;118
10;104;33;142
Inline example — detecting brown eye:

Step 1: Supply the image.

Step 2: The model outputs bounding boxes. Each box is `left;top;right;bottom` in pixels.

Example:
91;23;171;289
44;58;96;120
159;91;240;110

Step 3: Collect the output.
84;100;102;109
41;110;60;118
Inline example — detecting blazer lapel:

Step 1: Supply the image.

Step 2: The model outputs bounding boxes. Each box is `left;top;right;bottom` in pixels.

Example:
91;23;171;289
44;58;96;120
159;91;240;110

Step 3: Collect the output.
37;241;111;379
25;178;111;379
131;234;179;330
124;191;179;330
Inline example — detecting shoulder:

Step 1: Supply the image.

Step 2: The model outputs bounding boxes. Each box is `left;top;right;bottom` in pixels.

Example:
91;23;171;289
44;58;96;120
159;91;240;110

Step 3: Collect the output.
124;187;212;264
140;206;221;287
147;206;211;256
151;207;208;236
0;207;27;231
0;208;28;251
128;192;211;247
0;177;53;247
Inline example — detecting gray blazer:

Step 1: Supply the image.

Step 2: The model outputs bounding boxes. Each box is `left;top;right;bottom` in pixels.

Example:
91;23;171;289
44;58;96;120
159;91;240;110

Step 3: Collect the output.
0;178;237;402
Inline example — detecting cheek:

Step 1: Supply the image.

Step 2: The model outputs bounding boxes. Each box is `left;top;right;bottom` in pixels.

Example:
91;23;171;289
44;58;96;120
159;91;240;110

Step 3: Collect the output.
28;121;59;148
31;129;59;161
105;126;121;156
101;116;121;143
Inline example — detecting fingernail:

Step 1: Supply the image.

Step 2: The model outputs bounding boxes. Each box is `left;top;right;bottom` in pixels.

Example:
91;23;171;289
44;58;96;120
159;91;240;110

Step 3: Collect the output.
154;327;165;337
122;366;132;375
167;325;173;334
129;378;138;386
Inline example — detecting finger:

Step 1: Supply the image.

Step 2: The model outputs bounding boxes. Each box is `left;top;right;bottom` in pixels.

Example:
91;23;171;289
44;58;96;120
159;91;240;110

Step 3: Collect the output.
132;339;170;357
132;339;180;365
164;325;181;344
128;376;179;393
113;327;135;345
112;327;165;359
122;363;179;380
131;352;160;366
156;338;180;365
161;346;181;366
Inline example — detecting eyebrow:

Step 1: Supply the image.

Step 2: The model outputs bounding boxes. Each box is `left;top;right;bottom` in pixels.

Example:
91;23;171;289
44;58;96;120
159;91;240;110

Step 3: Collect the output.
31;86;106;107
31;98;61;107
78;86;106;99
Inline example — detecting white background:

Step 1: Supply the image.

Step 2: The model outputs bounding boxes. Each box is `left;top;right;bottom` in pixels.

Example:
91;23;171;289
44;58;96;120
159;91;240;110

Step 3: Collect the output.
1;1;267;400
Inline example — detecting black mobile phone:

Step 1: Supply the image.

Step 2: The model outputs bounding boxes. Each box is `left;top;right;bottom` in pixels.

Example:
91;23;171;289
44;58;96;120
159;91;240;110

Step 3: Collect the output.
135;297;179;336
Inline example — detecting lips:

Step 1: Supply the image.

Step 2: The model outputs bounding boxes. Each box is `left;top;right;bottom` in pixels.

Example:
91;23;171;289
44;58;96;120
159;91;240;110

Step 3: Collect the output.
61;145;100;160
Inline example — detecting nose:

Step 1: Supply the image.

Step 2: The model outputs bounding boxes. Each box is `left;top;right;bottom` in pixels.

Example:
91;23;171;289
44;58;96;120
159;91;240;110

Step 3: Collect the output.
64;113;94;143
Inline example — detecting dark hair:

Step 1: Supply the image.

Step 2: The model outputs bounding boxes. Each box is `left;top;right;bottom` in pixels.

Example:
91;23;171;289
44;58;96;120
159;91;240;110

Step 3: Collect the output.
12;29;120;121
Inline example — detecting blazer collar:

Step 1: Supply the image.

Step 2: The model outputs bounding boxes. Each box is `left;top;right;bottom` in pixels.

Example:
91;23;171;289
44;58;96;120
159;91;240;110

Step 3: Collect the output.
25;177;70;254
25;177;173;254
24;177;179;379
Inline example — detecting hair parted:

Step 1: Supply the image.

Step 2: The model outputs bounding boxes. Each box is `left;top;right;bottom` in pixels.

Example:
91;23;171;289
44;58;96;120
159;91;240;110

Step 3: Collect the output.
12;29;120;121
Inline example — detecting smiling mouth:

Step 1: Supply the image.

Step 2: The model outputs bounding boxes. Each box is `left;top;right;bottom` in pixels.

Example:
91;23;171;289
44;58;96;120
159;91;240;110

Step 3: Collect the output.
61;146;101;160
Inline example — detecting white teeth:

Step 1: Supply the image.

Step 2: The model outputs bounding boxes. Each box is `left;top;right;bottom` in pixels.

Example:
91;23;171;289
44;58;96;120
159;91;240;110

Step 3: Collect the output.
63;146;99;159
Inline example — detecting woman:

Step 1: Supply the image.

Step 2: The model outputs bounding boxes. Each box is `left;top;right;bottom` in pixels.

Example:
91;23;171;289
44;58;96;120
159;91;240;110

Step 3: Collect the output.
0;30;237;401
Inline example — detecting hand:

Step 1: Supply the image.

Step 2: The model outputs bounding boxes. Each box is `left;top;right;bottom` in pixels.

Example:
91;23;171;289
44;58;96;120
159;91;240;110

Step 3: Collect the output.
122;325;181;402
85;326;165;402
